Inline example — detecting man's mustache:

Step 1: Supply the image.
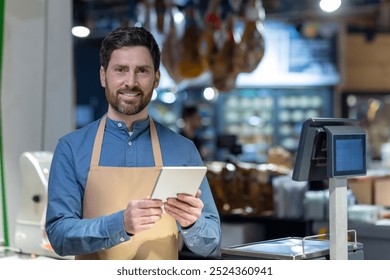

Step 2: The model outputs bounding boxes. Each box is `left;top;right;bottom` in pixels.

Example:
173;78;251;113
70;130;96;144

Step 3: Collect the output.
117;86;144;94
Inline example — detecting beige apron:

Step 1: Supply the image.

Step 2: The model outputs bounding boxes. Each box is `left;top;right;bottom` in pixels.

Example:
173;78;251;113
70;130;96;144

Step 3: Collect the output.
76;116;178;260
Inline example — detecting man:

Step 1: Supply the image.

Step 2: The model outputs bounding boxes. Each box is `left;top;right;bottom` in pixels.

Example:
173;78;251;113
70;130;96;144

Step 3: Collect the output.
45;26;221;260
180;105;203;154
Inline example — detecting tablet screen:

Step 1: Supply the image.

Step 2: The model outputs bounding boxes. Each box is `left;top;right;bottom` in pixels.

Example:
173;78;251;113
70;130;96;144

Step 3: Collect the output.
150;166;207;202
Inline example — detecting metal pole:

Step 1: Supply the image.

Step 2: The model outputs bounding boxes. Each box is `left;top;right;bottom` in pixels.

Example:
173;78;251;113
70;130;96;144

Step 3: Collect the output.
329;177;348;260
0;0;9;247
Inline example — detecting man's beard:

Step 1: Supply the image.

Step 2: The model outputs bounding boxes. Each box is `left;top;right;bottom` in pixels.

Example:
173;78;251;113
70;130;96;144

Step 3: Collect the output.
105;86;152;116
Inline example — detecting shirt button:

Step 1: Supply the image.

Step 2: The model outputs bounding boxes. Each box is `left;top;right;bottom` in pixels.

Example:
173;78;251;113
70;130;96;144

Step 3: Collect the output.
118;123;122;128
128;141;132;146
120;237;125;242
102;247;106;250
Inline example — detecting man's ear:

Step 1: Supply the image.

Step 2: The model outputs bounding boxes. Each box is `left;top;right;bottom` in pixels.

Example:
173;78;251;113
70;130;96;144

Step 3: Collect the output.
154;70;160;89
100;66;106;87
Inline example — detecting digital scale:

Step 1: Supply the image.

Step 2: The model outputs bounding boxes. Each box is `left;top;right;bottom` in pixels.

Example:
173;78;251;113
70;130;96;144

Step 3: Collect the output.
222;118;367;260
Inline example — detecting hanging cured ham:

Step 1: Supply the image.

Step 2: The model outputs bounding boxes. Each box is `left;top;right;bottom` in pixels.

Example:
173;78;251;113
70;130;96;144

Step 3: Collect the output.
162;2;206;83
162;5;183;84
155;0;166;33
234;0;265;74
161;0;266;90
177;2;207;79
198;0;221;73
209;14;238;92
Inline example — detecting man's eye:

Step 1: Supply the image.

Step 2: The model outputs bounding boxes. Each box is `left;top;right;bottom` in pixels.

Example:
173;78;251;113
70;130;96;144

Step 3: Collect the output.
136;68;150;77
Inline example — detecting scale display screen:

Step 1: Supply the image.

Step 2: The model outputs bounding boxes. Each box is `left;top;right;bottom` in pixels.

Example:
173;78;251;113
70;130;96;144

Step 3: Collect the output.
333;134;366;177
292;118;367;181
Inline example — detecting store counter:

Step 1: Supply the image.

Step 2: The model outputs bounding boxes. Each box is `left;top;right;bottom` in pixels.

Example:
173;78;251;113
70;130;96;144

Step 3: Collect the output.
349;220;390;260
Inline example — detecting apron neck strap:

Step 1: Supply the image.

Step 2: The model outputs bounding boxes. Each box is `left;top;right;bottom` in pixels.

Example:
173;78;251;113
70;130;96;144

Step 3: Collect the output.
90;115;163;167
149;117;163;167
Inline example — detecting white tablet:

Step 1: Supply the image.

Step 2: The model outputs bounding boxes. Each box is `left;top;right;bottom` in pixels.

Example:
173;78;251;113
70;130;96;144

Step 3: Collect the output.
150;166;207;202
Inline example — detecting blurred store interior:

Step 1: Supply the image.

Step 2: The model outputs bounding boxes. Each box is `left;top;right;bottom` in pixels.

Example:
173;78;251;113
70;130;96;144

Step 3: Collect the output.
2;0;390;260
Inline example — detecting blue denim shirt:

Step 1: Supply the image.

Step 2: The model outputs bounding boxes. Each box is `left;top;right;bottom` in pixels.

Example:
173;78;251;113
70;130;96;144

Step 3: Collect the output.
45;115;221;257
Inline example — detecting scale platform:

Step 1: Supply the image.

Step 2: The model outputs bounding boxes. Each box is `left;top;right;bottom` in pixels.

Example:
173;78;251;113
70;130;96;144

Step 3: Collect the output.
221;236;364;260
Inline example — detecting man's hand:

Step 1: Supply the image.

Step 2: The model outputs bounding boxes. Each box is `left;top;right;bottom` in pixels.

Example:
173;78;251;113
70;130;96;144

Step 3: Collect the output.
164;189;203;228
123;199;163;235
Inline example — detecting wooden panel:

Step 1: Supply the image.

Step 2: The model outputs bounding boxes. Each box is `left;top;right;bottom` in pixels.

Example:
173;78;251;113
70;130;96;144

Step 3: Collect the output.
348;177;374;205
344;34;390;91
374;178;390;207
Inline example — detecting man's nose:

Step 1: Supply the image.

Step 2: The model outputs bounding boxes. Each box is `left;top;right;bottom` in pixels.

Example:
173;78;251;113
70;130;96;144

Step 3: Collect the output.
124;72;138;87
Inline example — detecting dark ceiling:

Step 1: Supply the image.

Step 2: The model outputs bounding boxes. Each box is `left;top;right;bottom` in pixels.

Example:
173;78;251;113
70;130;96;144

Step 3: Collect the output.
73;0;390;39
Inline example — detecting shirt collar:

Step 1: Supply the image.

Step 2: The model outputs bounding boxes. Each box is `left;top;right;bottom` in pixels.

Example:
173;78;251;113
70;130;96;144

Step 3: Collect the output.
105;115;150;137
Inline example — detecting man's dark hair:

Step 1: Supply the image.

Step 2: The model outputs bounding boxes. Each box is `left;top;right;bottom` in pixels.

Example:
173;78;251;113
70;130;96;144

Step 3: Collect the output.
100;26;161;72
182;105;199;120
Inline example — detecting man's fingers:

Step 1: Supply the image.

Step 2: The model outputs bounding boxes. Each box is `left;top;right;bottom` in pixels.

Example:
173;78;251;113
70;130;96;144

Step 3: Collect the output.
123;199;164;234
136;198;164;209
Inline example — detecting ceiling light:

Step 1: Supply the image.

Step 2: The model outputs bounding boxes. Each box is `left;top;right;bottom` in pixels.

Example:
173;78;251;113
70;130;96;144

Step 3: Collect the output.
160;91;176;104
203;87;218;101
319;0;341;13
71;25;90;38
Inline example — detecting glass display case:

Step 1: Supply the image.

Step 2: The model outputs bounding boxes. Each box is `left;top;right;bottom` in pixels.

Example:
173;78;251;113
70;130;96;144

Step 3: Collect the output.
216;87;333;163
149;86;333;163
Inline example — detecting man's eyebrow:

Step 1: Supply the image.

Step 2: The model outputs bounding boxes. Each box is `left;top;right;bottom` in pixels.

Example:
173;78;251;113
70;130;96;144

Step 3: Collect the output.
136;65;153;69
112;64;128;68
112;64;152;69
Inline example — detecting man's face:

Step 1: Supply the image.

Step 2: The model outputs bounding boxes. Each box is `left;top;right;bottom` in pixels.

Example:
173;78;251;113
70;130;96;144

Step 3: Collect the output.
191;112;202;130
100;46;160;117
